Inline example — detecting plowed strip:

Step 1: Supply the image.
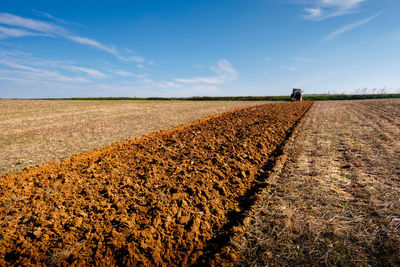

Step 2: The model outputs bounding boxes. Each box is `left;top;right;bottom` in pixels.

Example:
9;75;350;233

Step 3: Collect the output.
0;101;313;265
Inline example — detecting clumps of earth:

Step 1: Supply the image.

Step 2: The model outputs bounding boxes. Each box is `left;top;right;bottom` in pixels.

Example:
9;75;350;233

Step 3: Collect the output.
0;101;313;265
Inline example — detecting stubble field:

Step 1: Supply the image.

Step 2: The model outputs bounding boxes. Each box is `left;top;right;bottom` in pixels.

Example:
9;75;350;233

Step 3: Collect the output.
221;99;400;266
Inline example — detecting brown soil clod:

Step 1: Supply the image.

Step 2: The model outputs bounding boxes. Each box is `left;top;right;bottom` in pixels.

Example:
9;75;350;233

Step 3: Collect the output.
0;101;313;266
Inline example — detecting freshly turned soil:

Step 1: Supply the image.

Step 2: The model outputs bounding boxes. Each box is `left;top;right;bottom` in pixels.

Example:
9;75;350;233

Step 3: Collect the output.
0;101;313;266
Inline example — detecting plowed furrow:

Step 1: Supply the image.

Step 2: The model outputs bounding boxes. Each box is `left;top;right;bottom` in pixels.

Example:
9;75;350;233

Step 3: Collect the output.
0;101;313;266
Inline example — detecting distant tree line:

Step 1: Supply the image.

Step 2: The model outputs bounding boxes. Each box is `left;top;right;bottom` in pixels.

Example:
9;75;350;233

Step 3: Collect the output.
6;90;400;101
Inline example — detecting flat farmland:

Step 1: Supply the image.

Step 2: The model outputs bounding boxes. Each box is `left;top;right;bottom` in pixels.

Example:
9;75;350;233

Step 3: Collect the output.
0;100;267;174
0;101;312;265
1;99;399;266
223;99;400;266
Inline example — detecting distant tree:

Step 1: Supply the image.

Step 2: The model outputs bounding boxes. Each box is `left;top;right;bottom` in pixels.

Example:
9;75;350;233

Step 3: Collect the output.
378;87;386;94
361;87;368;94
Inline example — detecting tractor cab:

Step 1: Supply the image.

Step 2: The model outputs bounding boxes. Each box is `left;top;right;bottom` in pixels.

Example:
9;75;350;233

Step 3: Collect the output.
290;88;303;101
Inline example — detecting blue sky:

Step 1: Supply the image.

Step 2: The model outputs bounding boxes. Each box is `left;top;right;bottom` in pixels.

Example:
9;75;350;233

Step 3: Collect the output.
0;0;399;98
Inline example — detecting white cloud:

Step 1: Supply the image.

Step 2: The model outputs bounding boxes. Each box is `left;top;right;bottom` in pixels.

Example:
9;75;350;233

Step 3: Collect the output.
174;77;219;84
68;36;117;55
0;12;150;67
0;75;87;86
174;59;238;85
321;0;364;8
135;59;238;97
302;0;367;20
280;65;298;71
211;59;238;81
0;13;112;53
67;66;108;78
304;8;323;19
264;56;271;61
110;69;144;78
38;70;90;83
0;67;89;83
32;10;69;25
0;25;41;38
0;52;91;83
323;11;383;40
0;59;40;72
140;78;155;83
0;49;76;69
117;55;145;63
0;12;62;33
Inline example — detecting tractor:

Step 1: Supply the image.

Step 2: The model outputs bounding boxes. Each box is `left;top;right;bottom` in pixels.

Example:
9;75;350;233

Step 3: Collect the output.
290;88;303;101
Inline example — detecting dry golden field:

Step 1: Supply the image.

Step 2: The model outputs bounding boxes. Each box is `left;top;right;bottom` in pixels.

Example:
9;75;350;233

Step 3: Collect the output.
222;99;400;266
0;100;267;174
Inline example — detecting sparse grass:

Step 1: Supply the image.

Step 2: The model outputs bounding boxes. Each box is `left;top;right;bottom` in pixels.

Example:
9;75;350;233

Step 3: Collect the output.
223;99;400;266
48;240;87;265
0;99;267;174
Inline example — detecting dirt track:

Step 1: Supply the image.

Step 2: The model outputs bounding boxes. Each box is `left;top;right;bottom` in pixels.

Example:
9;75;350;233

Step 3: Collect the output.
0;101;312;265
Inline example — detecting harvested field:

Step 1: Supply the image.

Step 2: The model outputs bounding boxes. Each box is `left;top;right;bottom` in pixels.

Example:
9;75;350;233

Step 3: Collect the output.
0;100;267;174
0;101;313;265
223;99;400;266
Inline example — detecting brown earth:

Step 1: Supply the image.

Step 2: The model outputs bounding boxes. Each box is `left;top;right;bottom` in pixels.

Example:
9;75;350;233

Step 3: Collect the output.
221;99;400;266
0;101;313;266
0;100;267;174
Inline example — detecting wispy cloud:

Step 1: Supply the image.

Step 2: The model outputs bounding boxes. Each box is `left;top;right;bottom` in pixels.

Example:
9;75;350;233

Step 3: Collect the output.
280;65;297;71
67;66;108;78
0;12;63;34
0;74;88;86
0;48;161;97
264;56;271;61
117;54;145;63
0;12;150;66
110;69;144;78
302;0;367;20
0;25;43;38
0;51;92;83
304;7;323;19
323;11;383;40
0;65;90;83
0;59;40;72
174;59;238;85
68;35;117;55
32;9;77;26
140;78;155;83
